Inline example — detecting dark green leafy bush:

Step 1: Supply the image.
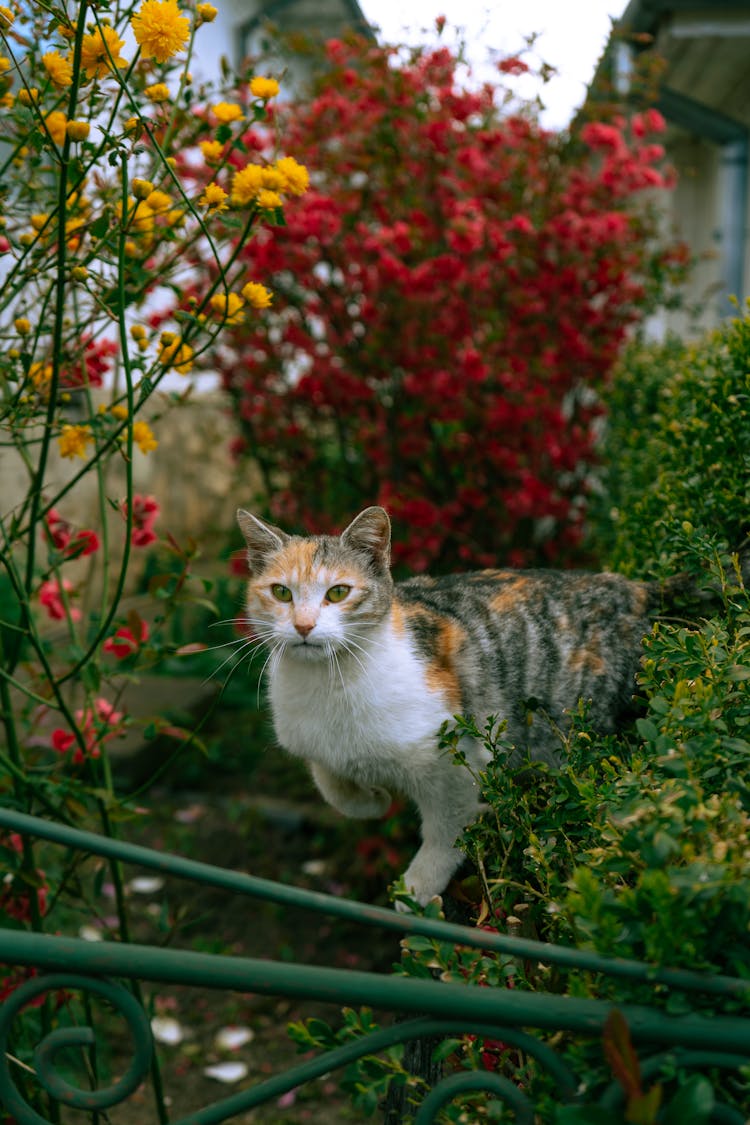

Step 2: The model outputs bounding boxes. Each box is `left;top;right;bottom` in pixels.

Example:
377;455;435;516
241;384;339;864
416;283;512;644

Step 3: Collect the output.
287;315;750;1121
596;309;750;575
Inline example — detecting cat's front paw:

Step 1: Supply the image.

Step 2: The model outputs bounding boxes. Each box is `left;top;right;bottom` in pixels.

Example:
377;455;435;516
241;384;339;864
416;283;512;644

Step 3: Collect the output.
394;892;444;915
343;785;392;818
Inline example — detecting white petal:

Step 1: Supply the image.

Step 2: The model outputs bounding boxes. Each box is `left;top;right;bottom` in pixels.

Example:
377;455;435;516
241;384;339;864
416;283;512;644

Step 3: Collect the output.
78;925;103;942
203;1062;248;1084
128;876;165;895
215;1026;255;1050
151;1016;184;1046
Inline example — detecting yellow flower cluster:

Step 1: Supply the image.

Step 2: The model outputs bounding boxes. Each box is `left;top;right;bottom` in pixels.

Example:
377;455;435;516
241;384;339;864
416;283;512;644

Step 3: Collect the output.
158;332;194;374
230;156;309;208
58;424;94;460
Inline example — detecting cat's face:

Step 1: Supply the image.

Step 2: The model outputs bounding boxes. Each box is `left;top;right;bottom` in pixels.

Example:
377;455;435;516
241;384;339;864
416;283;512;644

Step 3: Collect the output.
237;507;393;662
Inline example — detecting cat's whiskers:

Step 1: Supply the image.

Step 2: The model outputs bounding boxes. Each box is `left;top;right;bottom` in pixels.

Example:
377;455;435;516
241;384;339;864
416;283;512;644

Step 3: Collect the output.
205;631;275;688
325;641;348;693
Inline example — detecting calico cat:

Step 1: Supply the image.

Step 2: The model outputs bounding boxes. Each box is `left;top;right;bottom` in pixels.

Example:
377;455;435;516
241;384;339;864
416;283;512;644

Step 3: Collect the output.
237;505;671;908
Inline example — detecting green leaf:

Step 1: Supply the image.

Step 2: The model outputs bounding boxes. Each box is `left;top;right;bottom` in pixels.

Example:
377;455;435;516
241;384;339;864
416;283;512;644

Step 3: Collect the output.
660;1076;714;1125
431;1038;462;1063
89;214;110;240
81;662;101;693
635;718;659;743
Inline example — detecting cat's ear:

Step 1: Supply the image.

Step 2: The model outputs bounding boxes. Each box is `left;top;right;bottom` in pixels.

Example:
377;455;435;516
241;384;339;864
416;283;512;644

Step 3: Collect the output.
237;510;289;571
341;507;391;569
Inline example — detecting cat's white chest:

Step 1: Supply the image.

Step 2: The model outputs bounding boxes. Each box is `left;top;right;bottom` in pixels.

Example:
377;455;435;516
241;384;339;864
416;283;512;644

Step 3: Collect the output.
267;623;449;786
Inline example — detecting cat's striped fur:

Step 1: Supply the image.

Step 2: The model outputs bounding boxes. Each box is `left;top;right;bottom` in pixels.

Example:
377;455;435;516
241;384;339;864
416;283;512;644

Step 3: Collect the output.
237;505;663;906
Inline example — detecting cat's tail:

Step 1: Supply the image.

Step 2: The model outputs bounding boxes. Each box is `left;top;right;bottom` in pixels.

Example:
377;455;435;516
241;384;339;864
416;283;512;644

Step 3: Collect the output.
647;536;749;613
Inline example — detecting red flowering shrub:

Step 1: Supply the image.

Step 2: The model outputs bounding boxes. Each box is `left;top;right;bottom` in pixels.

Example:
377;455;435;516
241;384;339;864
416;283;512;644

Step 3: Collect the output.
193;35;686;570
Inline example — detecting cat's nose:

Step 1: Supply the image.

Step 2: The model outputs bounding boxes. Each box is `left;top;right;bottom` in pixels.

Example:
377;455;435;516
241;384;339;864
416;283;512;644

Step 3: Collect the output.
295;622;314;638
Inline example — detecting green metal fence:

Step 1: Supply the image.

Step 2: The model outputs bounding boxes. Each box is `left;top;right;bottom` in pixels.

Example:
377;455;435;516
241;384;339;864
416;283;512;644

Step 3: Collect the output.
1;806;749;1124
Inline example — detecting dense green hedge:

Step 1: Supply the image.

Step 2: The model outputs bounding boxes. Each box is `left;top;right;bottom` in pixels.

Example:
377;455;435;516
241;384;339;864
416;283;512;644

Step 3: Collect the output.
292;314;750;1122
594;310;750;576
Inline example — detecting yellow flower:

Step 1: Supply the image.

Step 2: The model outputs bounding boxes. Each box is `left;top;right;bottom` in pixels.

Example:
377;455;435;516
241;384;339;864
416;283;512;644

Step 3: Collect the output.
79;25;128;78
58;424;94;460
231;162;263;205
200;139;224;162
132;178;154;199
30;213;49;231
30;362;52;391
132;419;158;453
158;335;194;374
257;189;282;210
145;82;170;102
18;87;38;106
0;54;10;73
130;324;147;340
14;317;30;335
198;181;228;212
0;6;15;28
275;155;309;196
119;197;155;236
66;119;90;141
241;281;272;309
260;166;283;190
249;75;280;100
111;403;129;420
210;101;243;125
196;2;217;21
131;0;190;64
146;189;171;213
209;292;244;324
71;265;89;281
167;208;185;227
45;110;67;145
42;50;73;87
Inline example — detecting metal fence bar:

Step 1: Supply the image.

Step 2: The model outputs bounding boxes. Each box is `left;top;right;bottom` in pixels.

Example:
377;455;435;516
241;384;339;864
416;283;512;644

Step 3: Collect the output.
2;928;750;1054
2;807;750;1124
2;806;749;1001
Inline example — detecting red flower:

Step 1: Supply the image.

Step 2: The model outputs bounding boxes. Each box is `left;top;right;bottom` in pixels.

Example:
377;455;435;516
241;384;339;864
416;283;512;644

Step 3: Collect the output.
50;697;125;764
45;509;100;557
123;494;160;547
103;619;149;659
39;577;80;621
497;56;529;76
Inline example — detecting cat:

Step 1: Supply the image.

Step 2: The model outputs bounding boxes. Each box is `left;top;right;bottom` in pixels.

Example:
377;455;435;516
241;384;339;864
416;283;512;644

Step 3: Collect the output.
236;505;677;908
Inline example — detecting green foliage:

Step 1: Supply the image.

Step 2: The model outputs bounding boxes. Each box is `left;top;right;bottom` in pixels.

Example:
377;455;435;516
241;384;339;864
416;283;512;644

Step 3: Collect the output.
596;309;750;575
287;316;750;1122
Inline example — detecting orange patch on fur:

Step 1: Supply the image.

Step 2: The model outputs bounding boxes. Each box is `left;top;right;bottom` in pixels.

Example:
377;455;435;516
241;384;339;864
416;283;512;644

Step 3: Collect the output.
390;601;408;635
424;618;465;710
488;575;533;614
568;634;606;677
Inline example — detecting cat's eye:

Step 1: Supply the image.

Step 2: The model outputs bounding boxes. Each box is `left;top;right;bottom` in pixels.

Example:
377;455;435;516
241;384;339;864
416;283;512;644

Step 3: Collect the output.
326;585;351;604
270;583;293;603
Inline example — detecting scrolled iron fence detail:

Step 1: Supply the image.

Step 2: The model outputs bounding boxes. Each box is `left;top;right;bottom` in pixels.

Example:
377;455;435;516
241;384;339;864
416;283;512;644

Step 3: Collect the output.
1;807;750;1124
0;971;154;1125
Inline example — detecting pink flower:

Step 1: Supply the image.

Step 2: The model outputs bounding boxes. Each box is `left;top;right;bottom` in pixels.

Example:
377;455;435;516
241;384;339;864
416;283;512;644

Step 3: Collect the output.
39;577;80;621
50;698;125;763
104;619;149;659
45;509;100;557
497;56;529;76
123;494;160;547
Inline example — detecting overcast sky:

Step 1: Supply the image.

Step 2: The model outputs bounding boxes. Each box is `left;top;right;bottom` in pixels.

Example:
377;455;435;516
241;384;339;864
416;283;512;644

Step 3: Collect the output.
357;0;630;128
